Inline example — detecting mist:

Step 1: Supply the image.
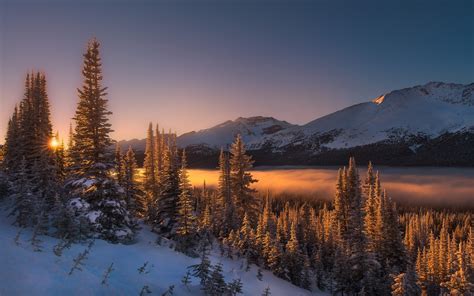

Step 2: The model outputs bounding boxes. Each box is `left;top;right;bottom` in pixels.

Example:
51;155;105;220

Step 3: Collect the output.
188;166;474;208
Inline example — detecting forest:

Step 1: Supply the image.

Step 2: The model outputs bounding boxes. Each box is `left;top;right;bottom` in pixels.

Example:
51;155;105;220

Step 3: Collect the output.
0;39;472;296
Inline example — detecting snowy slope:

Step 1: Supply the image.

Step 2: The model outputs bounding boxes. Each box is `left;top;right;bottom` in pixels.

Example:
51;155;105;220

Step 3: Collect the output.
0;209;322;296
257;82;474;150
177;116;297;149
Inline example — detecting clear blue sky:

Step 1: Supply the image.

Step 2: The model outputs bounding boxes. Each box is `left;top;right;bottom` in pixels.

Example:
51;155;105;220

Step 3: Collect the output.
1;0;473;142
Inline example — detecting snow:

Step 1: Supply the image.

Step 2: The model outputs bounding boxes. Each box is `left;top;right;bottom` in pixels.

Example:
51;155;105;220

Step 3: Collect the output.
68;198;90;212
0;209;325;296
257;81;474;150
175;82;474;152
87;210;102;224
71;178;97;188
177;116;298;149
120;82;474;154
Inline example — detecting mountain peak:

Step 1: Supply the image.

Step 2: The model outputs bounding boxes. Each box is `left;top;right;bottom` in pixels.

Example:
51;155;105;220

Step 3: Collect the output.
177;116;296;148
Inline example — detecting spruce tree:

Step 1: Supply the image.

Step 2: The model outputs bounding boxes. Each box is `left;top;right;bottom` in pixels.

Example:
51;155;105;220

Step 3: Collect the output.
115;144;124;186
217;148;232;234
3;105;20;175
285;221;303;286
207;262;227;296
442;242;473;295
392;265;421;296
176;150;196;237
143;122;157;218
229;134;258;225
122;147;145;217
66;39;136;243
155;133;180;233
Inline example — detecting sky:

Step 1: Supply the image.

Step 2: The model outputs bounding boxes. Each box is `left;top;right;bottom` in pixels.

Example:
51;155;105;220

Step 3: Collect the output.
1;0;473;142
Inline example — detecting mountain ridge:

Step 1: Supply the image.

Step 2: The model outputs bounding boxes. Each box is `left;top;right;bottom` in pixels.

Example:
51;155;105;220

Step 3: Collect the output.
118;81;474;167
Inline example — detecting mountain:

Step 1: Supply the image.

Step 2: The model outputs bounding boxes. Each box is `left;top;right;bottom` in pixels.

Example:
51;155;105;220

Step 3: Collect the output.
256;81;474;151
178;116;297;149
117;117;295;152
119;82;474;167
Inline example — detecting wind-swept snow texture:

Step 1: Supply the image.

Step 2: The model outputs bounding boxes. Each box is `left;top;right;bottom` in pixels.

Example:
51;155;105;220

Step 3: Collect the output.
0;209;323;296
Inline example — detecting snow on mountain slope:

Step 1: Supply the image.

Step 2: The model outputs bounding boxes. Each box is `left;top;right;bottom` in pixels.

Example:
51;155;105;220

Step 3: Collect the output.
258;82;474;150
0;209;320;296
119;82;474;156
177;116;297;149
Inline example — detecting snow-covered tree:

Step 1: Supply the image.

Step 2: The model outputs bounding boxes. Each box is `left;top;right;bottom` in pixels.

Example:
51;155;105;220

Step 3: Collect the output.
442;242;473;295
176;150;196;238
122;147;145;217
65;39;136;243
217;148;232;234
392;264;421;296
229;134;258;225
143;122;157;218
154;133;180;233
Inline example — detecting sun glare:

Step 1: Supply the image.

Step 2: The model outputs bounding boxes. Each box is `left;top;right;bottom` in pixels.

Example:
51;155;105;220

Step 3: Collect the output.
49;137;59;149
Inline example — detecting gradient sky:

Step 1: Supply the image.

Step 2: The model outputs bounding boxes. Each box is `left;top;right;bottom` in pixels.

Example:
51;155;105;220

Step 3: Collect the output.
1;0;473;142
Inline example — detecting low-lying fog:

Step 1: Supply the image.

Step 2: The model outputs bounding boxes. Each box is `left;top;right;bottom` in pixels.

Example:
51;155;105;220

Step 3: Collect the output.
188;166;474;208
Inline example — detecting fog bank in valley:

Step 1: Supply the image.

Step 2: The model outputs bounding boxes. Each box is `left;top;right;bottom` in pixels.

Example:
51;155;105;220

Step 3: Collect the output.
188;166;474;208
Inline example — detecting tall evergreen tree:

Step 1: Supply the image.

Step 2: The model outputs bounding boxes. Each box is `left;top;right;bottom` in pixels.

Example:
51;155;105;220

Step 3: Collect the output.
3;105;20;175
122;147;145;217
176;150;196;237
155;133;180;233
66;39;136;243
217;148;232;234
143;122;156;218
115;143;124;186
229;134;258;225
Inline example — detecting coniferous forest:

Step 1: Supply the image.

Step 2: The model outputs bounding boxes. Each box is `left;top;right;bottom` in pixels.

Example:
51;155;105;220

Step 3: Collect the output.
0;40;473;296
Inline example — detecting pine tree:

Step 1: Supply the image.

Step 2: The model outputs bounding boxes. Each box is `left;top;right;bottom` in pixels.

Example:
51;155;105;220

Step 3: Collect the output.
10;158;35;227
154;124;163;186
54;135;66;182
7;72;59;228
229;134;258;225
237;212;255;258
176;150;196;237
66;39;136;243
189;247;211;287
155;134;180;233
65;122;75;171
362;161;375;197
442;242;473;295
122;147;145;217
201;200;213;228
391;265;421;296
207;262;227;296
217;148;232;234
3;105;20;175
285;221;303;286
115;144;124;186
143;122;157;219
333;168;347;236
364;184;377;252
227;278;243;296
261;286;271;296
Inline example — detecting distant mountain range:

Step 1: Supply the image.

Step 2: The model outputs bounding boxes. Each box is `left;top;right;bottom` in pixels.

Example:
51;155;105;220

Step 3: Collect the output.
118;82;474;167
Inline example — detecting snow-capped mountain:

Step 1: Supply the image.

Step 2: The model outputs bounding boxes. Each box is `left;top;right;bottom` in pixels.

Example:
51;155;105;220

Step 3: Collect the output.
256;82;474;151
119;82;474;166
177;116;297;149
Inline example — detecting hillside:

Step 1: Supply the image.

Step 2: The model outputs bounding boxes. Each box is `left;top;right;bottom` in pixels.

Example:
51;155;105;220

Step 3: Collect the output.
0;209;320;296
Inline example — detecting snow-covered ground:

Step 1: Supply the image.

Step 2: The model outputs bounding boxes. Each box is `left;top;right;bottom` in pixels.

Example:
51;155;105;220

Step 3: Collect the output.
0;208;323;296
